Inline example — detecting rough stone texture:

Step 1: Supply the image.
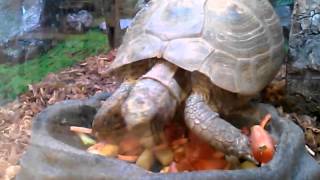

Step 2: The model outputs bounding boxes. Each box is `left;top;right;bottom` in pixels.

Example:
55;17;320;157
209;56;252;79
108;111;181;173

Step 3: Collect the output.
287;0;320;117
65;10;94;33
0;0;104;63
0;0;42;43
0;0;44;63
16;95;320;180
0;39;54;64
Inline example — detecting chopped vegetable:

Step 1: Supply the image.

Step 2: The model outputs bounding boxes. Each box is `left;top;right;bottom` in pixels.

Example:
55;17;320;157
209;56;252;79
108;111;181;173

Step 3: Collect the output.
240;161;257;169
260;114;272;129
250;114;275;163
160;166;170;173
136;149;155;170
171;138;188;149
173;146;186;162
193;159;227;170
77;133;96;146
212;151;225;159
83;116;246;172
117;154;139;162
70;126;92;134
176;158;193;172
87;143;119;157
168;162;178;173
154;147;174;166
119;134;143;155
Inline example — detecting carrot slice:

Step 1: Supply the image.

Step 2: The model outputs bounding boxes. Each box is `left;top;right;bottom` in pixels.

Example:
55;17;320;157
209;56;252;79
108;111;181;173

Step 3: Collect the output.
70;126;92;134
260;114;272;129
117;154;139;162
171;138;188;149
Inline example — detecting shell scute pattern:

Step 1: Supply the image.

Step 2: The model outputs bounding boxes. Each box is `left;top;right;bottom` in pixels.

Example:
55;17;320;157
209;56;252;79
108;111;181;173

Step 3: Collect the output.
110;0;284;94
163;38;213;71
145;0;206;40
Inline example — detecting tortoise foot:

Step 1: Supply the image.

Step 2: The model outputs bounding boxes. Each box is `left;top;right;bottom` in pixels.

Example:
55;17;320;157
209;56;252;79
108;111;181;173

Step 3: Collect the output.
185;92;255;163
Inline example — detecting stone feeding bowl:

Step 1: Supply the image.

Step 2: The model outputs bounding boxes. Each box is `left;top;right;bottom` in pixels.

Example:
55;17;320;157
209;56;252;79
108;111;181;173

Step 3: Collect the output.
17;93;320;180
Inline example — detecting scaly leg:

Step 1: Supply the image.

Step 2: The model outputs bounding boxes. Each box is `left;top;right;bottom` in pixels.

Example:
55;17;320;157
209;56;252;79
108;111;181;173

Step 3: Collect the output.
92;64;147;139
93;61;182;139
184;76;255;162
121;61;181;130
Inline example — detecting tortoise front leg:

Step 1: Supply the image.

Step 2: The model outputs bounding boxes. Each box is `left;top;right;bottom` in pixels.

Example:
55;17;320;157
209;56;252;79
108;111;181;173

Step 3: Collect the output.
185;89;255;162
92;64;148;138
93;80;134;138
121;61;181;131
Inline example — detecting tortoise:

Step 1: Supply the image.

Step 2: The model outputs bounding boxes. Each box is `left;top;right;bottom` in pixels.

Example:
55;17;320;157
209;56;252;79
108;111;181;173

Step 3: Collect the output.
93;0;284;162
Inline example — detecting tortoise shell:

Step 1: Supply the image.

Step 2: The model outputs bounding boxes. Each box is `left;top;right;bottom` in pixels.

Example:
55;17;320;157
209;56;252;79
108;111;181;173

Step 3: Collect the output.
109;0;284;95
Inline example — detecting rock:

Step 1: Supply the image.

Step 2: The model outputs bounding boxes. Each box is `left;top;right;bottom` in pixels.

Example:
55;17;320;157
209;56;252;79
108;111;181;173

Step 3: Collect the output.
0;0;42;43
0;0;45;63
0;0;102;63
287;0;320;117
99;21;109;32
0;47;25;64
0;39;54;64
66;10;93;33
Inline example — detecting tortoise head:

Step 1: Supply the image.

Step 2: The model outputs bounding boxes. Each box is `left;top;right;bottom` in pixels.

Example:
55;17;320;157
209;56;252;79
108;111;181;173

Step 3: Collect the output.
121;91;157;130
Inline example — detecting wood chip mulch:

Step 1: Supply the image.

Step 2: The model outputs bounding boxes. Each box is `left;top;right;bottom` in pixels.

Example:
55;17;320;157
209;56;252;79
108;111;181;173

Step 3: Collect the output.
0;50;120;179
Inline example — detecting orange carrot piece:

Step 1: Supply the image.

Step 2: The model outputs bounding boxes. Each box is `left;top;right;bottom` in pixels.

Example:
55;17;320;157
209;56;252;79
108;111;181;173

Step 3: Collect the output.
171;138;188;149
192;159;227;170
260;114;272;129
173;146;186;162
117;154;139;163
250;125;275;163
250;114;275;164
70;126;92;134
176;158;193;172
211;151;225;159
